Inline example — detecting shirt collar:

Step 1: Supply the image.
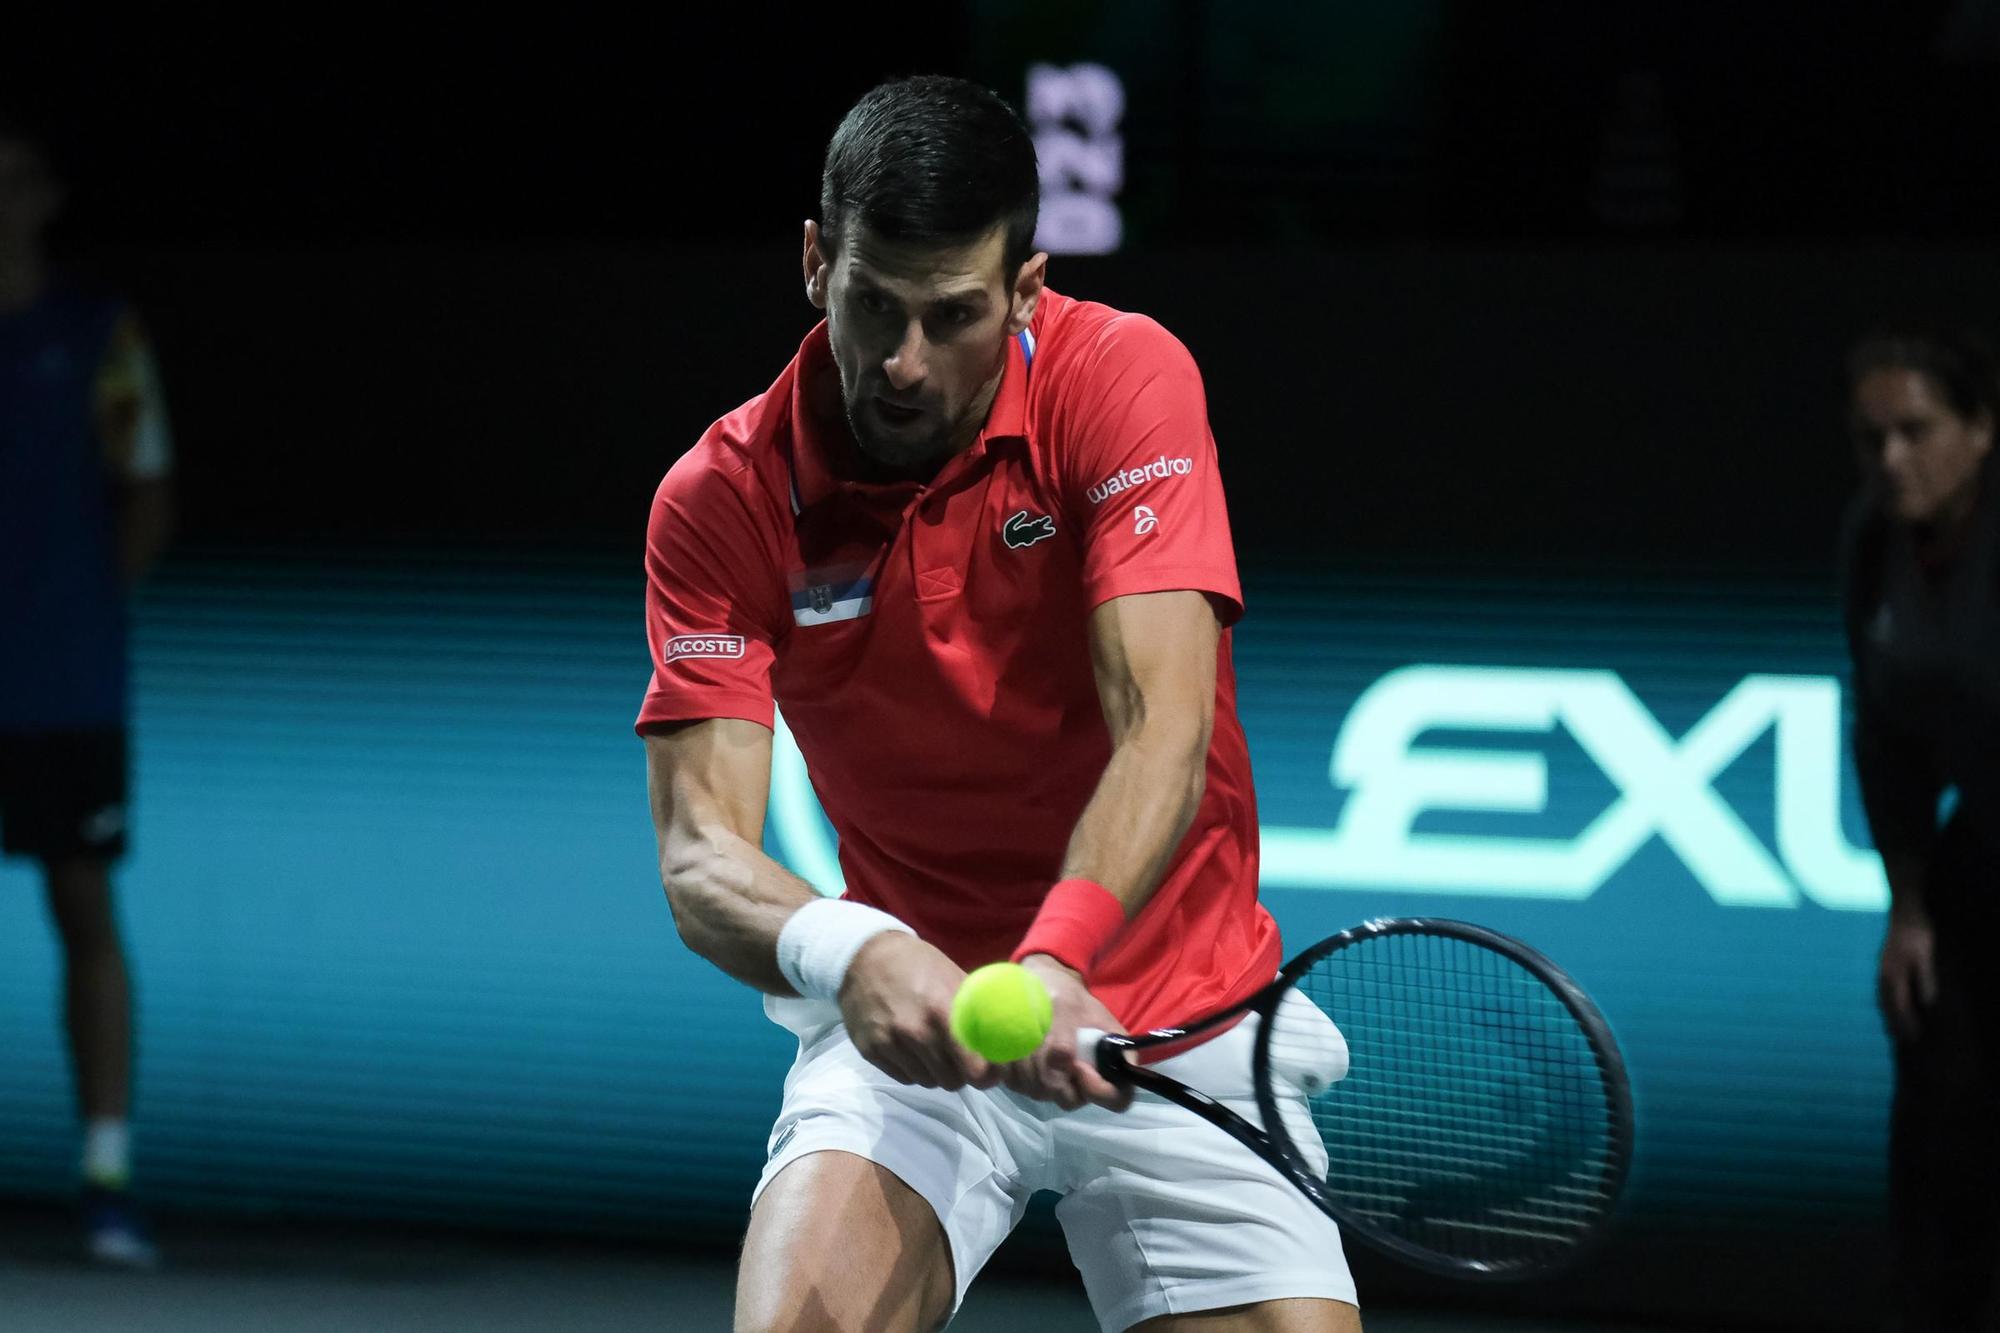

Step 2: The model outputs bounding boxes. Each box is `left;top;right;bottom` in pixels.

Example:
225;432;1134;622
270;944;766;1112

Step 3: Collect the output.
786;322;1033;516
785;324;850;515
981;326;1033;444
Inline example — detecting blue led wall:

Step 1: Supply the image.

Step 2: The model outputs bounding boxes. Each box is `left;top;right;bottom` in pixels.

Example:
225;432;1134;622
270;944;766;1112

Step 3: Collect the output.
0;556;1889;1247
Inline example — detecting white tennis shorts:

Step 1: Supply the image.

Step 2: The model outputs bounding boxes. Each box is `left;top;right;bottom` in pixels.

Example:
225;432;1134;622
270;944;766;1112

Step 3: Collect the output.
752;992;1357;1331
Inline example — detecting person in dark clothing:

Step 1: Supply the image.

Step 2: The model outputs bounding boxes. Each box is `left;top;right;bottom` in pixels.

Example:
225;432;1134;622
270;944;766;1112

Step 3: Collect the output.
0;117;173;1267
1842;326;2000;1332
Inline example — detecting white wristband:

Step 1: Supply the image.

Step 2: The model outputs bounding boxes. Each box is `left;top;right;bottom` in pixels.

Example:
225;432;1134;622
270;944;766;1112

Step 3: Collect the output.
776;898;915;1001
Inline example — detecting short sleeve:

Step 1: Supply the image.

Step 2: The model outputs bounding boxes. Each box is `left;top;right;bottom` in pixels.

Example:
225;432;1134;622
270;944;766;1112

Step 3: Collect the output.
636;448;786;733
1057;315;1242;623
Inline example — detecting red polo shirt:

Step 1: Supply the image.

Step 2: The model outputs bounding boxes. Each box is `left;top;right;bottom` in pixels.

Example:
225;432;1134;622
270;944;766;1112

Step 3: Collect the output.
636;290;1279;1032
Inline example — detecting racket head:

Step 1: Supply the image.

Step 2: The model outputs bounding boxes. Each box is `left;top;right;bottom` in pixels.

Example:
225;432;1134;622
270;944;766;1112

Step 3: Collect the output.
1252;917;1634;1282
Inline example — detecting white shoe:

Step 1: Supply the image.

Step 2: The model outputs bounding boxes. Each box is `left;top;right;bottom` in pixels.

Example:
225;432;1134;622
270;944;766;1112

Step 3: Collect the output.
82;1186;162;1271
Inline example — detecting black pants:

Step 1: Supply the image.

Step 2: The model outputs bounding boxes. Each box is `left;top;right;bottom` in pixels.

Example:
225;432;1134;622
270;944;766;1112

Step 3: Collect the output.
1888;825;2000;1332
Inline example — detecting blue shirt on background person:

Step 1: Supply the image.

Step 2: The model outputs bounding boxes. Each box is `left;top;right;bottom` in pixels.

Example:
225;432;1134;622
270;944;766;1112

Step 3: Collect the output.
0;279;174;730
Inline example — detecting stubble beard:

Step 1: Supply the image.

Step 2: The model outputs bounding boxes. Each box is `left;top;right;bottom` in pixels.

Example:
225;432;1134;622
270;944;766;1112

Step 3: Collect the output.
835;361;958;473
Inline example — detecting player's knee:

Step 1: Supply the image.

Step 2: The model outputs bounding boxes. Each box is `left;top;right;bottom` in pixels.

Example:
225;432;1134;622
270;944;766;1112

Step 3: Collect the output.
735;1256;953;1333
43;863;120;950
731;1276;798;1333
734;1285;949;1333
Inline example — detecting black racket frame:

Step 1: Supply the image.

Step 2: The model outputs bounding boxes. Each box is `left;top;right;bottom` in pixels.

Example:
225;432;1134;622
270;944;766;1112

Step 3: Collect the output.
1089;916;1635;1281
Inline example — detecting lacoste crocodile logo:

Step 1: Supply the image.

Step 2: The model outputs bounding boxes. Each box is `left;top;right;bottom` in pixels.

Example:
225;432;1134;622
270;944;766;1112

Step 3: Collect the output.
1002;509;1057;549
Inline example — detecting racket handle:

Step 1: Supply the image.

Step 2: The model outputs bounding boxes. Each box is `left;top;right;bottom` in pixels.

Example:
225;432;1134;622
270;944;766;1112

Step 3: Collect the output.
1077;1026;1138;1080
1076;1027;1105;1068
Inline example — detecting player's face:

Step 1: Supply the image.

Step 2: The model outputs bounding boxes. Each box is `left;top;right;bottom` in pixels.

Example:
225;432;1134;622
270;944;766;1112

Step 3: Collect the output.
1850;367;1993;528
806;220;1043;472
0;138;60;254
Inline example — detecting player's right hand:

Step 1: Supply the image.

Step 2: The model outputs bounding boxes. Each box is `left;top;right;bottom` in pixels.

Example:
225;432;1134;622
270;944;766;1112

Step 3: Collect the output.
838;932;998;1092
1877;907;1939;1043
1002;954;1134;1113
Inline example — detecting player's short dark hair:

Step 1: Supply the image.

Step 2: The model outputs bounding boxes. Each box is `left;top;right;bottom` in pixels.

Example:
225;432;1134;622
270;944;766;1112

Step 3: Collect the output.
1847;323;2000;424
820;76;1040;276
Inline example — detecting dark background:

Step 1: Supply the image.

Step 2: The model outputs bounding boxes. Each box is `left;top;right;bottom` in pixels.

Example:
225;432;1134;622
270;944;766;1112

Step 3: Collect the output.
4;6;1991;1328
10;2;2000;573
18;3;2000;247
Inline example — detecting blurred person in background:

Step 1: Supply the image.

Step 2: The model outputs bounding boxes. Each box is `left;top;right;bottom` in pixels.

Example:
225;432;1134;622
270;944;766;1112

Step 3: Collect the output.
0;115;173;1268
1843;326;2000;1331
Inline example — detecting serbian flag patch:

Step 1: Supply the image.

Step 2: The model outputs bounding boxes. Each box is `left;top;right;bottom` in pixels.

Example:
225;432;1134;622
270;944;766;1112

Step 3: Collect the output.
789;562;875;626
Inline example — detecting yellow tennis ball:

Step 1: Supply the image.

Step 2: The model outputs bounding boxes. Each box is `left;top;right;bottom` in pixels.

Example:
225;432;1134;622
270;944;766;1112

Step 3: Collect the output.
950;962;1053;1063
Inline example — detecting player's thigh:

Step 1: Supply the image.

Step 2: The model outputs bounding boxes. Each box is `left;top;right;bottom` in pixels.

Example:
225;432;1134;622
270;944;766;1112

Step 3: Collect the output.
736;1148;955;1333
1057;1117;1357;1331
1056;1020;1356;1331
1129;1297;1362;1332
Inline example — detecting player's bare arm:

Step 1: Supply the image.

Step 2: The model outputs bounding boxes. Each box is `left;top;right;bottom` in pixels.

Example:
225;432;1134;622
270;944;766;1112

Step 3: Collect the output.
98;312;177;586
1009;588;1221;1110
117;479;175;586
647;719;996;1092
647;719;809;993
1066;588;1220;901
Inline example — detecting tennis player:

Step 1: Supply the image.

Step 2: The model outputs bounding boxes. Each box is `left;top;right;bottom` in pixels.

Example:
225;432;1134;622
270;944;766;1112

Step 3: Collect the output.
637;77;1358;1332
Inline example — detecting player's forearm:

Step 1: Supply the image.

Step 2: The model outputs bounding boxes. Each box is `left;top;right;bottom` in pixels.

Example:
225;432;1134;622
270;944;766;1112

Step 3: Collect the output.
661;822;823;994
1060;718;1208;915
117;481;174;586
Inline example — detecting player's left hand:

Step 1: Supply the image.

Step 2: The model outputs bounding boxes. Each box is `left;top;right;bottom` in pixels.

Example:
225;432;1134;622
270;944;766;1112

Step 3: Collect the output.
1002;955;1134;1112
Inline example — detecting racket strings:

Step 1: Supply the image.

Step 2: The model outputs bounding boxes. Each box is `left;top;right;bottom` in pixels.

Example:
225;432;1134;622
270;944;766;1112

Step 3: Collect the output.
1283;931;1622;1274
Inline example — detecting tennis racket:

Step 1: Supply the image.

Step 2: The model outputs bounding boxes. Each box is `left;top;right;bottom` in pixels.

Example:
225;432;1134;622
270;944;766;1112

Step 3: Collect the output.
1079;916;1634;1281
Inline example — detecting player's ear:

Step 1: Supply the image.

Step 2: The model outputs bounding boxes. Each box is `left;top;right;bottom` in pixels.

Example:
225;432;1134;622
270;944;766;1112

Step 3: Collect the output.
1005;251;1048;335
803;220;831;311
